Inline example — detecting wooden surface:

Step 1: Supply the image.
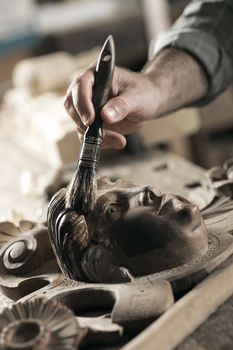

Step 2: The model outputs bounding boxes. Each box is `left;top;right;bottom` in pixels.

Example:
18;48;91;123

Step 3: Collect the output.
123;255;233;350
177;293;233;350
0;126;233;349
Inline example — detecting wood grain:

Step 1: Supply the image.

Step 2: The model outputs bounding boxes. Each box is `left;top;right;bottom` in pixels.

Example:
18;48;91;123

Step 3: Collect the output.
122;256;233;350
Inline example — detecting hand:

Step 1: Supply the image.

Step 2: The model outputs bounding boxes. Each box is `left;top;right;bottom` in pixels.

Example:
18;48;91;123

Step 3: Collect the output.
64;66;159;149
64;48;208;149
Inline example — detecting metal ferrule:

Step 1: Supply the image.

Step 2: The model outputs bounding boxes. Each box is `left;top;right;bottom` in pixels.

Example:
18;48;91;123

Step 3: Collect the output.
78;136;102;169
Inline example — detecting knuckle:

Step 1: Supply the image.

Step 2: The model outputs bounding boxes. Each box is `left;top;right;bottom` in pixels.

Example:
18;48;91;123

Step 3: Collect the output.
74;69;92;85
73;71;84;85
116;97;129;116
63;95;71;110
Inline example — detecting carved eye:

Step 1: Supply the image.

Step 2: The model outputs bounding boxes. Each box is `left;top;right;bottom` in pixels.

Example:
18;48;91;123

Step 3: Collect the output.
175;208;192;225
103;203;121;224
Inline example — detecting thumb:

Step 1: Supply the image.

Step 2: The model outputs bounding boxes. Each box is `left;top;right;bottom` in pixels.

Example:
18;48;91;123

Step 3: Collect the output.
101;90;136;124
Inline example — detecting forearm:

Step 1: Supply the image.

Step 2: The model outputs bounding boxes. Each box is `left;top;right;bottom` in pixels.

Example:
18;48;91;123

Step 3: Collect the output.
143;48;208;117
149;0;233;105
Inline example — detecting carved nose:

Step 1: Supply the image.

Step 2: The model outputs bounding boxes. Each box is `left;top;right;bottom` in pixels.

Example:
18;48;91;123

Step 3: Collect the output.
138;187;161;209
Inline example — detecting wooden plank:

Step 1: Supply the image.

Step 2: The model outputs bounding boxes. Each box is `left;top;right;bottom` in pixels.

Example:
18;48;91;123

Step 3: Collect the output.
139;108;201;146
122;256;233;350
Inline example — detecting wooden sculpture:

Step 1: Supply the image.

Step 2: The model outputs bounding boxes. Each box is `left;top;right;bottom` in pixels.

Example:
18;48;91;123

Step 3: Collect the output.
188;157;233;215
47;176;208;283
1;157;233;349
0;221;60;300
0;298;80;350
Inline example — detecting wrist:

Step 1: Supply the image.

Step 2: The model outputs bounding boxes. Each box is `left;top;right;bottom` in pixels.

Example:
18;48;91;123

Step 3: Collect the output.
142;48;209;117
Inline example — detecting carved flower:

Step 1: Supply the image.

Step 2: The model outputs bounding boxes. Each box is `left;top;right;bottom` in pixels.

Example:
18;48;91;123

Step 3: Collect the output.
0;298;80;350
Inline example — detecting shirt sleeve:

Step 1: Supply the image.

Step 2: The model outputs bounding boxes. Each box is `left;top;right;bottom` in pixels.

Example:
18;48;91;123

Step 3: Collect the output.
149;0;233;105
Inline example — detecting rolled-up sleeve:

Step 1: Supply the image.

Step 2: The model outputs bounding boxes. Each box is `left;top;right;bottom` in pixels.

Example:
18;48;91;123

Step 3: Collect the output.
149;0;233;105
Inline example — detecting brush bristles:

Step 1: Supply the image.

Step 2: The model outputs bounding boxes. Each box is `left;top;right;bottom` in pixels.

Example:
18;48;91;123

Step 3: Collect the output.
65;166;97;215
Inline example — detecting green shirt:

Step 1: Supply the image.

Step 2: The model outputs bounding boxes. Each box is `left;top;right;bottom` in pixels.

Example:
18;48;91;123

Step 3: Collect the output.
150;0;233;105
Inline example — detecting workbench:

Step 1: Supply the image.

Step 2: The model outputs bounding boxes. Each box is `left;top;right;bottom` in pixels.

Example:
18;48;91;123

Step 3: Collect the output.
0;126;233;350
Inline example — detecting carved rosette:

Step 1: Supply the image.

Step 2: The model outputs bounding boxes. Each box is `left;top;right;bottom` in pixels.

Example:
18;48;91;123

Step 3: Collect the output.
0;298;80;349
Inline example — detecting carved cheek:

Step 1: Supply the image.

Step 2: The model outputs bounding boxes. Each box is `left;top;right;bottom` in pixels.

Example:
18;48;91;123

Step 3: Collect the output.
159;196;197;228
169;205;208;253
174;205;203;231
174;208;193;227
107;209;175;258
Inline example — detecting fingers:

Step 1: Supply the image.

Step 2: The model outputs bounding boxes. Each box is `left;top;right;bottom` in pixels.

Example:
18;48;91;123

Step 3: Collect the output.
101;118;141;148
64;86;87;134
101;67;159;124
101;95;130;124
64;66;140;128
100;68;132;124
72;70;95;125
63;66;149;150
64;69;95;126
102;130;127;149
104;119;142;135
101;78;141;124
78;128;126;149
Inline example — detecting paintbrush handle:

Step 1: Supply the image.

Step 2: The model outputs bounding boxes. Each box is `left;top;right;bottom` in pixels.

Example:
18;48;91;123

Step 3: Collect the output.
86;35;115;138
77;36;115;172
65;37;115;213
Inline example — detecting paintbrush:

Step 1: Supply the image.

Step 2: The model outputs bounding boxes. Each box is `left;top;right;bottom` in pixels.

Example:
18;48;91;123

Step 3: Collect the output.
65;35;115;214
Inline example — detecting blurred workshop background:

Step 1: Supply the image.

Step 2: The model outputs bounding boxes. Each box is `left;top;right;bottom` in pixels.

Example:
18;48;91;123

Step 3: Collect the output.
0;0;233;220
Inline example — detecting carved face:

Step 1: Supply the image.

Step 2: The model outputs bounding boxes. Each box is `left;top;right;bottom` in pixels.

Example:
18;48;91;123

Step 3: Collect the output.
48;177;208;283
88;178;208;274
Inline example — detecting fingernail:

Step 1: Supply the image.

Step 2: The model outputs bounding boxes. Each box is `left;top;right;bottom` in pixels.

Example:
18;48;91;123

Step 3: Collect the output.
104;106;117;120
111;141;120;149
